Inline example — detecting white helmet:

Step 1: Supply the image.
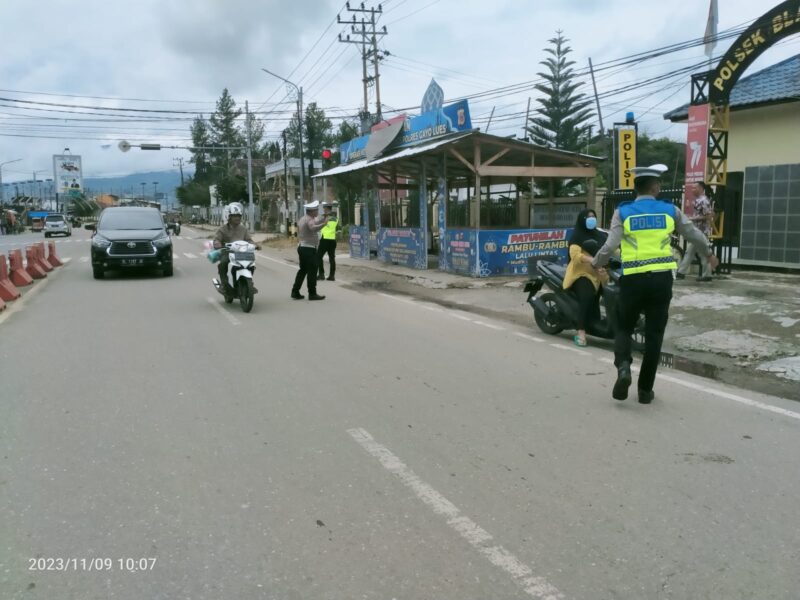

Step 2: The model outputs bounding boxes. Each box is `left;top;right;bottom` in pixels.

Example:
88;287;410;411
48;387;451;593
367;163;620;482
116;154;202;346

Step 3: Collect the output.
227;202;243;216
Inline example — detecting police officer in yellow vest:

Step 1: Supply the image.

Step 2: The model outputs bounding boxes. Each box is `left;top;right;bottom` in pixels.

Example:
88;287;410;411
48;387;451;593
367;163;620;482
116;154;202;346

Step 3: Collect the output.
592;164;719;404
317;202;339;281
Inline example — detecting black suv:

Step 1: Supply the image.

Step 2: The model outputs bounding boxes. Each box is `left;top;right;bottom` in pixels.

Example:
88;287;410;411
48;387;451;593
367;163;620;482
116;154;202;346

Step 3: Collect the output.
88;207;173;279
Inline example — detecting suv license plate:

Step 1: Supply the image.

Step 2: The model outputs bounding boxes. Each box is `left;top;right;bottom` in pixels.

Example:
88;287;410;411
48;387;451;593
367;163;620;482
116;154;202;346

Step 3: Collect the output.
121;259;144;266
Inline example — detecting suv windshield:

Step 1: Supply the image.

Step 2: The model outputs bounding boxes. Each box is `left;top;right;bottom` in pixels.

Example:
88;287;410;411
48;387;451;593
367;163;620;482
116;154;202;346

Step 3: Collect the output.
99;211;163;230
45;215;64;222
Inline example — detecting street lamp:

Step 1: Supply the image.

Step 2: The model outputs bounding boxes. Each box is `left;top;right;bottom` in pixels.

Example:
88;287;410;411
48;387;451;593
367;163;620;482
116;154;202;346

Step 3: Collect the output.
140;182;146;202
0;158;22;204
261;67;305;207
153;181;159;207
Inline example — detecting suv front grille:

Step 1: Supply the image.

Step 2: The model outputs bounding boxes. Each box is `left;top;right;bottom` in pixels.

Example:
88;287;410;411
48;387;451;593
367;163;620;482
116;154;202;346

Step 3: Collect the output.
109;241;155;256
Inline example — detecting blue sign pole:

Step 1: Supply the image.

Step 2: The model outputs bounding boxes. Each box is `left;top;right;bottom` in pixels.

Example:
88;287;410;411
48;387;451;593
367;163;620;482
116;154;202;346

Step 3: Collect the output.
419;161;428;270
438;156;447;272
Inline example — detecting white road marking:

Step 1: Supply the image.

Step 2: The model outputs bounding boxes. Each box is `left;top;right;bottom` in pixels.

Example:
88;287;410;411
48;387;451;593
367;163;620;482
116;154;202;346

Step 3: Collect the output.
377;292;415;305
348;428;564;600
183;252;197;259
451;313;474;322
549;343;590;356
207;297;240;326
80;257;89;263
172;254;180;259
473;320;506;331
597;358;800;420
514;332;545;343
256;252;294;269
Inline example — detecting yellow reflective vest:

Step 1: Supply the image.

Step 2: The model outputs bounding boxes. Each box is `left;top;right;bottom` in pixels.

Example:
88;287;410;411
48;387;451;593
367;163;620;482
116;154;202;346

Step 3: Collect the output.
321;219;338;240
618;199;678;275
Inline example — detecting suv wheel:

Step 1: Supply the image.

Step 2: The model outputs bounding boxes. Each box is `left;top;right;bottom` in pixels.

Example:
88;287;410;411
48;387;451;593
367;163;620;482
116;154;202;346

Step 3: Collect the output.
93;268;104;279
163;264;173;277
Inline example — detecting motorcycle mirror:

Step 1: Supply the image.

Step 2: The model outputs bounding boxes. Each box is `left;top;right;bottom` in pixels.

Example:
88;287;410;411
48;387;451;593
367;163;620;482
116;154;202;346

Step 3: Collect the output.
581;239;600;256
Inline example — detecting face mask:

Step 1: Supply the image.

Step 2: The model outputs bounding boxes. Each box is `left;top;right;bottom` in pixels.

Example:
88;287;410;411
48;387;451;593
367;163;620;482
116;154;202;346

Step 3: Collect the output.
585;216;597;230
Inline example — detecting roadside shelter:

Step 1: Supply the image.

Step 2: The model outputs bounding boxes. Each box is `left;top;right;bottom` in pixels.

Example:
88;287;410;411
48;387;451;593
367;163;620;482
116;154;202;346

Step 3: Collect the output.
315;128;601;277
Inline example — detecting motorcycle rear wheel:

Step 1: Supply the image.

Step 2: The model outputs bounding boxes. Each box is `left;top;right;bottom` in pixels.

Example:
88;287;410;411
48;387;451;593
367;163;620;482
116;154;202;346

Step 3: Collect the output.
533;292;564;335
239;278;254;313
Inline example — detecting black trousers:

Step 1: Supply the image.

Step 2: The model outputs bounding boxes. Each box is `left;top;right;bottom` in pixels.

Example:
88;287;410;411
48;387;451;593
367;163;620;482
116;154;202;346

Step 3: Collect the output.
571;276;599;330
292;246;318;295
614;270;673;393
317;239;337;278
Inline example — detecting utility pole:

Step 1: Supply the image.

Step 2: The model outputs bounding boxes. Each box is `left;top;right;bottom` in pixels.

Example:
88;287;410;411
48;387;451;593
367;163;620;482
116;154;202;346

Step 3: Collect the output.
245;101;255;229
173;157;185;186
338;2;388;130
282;130;290;235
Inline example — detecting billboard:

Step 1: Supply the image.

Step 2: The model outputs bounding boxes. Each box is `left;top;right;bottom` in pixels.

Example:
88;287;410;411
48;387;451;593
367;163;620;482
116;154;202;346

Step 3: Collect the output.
683;103;710;217
53;154;83;197
613;124;637;190
478;228;571;276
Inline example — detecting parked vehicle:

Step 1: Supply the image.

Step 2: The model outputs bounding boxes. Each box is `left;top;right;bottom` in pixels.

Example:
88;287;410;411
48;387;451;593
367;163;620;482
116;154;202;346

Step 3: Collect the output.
87;207;173;279
523;242;645;350
212;240;257;313
44;213;72;237
31;217;45;232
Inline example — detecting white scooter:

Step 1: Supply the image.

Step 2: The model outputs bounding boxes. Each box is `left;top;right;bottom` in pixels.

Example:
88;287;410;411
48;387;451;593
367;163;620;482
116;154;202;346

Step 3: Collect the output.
212;240;257;313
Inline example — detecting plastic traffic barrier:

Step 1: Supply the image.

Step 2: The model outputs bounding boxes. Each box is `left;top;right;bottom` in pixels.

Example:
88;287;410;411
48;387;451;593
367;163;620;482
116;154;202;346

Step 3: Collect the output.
46;240;64;267
0;254;21;301
9;250;34;286
25;247;47;279
35;243;53;272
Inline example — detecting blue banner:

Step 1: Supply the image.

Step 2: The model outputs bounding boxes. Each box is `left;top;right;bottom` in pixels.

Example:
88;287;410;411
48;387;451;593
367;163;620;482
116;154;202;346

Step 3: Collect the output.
340;135;369;164
478;228;572;276
349;226;370;259
395;100;472;150
377;228;427;269
443;229;477;276
338;100;472;164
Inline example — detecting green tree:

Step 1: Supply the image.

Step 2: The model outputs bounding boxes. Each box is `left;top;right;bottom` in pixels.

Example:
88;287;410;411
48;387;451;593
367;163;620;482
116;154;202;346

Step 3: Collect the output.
328;120;364;224
527;31;594;152
284;102;334;175
588;133;685;190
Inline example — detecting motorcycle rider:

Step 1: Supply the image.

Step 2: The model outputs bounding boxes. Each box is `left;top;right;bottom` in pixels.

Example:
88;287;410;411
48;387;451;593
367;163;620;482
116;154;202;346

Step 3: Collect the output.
213;203;261;290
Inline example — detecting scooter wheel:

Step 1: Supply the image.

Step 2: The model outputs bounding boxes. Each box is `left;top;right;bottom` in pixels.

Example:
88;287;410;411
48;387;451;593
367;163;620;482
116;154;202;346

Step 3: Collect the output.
238;278;254;313
224;291;234;304
533;292;564;335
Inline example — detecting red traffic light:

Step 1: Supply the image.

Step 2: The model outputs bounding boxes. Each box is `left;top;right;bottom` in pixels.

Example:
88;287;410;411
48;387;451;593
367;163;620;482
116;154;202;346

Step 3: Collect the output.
321;148;332;160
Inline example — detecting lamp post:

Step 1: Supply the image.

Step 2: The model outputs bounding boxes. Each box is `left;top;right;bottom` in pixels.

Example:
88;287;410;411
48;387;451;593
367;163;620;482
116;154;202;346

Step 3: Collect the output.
140;182;146;202
153;181;159;207
261;67;305;210
0;158;22;204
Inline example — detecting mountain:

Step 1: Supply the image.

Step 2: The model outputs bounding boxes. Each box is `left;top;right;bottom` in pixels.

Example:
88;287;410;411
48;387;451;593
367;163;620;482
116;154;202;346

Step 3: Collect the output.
83;170;194;208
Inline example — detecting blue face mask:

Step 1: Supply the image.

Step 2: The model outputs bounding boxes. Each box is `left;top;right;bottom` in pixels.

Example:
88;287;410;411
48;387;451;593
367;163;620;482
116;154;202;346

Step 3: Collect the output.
585;216;597;230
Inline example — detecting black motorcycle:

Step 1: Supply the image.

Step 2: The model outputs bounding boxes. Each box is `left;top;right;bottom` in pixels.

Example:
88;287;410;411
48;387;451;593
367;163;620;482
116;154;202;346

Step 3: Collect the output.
523;241;645;350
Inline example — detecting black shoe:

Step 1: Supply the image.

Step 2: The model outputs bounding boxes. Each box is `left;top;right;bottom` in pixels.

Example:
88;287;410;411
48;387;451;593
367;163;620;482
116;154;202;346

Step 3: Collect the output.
638;389;654;404
308;294;326;301
697;276;713;282
317;274;325;279
675;273;686;280
291;292;304;300
612;363;632;400
252;286;259;294
326;276;335;281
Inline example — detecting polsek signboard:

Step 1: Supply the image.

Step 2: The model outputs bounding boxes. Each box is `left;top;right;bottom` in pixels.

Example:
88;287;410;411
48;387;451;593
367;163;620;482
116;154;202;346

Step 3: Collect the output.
53;154;83;197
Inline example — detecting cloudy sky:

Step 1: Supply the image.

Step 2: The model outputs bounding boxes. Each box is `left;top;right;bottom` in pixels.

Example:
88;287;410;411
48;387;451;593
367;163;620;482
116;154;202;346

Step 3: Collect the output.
0;0;796;186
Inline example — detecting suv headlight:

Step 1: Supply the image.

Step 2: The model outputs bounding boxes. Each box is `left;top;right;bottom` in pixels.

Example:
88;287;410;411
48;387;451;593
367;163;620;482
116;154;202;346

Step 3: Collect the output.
153;234;172;248
92;234;112;248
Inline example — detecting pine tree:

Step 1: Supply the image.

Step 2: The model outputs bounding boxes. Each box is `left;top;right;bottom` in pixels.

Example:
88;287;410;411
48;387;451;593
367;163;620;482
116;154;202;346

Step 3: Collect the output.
527;31;594;152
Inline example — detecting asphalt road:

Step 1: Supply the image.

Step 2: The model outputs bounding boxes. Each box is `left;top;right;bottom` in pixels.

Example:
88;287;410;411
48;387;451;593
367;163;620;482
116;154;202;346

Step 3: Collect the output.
1;226;798;600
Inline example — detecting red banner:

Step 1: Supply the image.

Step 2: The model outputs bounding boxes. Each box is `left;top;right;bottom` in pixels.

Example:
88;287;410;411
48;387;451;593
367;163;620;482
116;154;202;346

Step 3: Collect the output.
683;103;709;216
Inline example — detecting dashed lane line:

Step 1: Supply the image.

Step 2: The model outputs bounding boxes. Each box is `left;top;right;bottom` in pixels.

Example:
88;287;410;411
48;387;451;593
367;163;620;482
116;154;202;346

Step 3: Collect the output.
348;428;564;600
207;297;240;326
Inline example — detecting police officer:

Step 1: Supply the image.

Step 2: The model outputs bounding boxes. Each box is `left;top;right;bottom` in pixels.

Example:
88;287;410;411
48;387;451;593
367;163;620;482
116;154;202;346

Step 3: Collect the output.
592;164;719;404
316;202;338;281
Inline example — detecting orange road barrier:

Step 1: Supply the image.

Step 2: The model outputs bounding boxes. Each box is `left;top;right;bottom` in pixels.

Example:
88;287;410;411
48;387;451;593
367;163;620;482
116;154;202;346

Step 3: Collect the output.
46;240;64;267
9;250;33;286
0;296;5;311
35;243;53;273
25;247;47;279
0;254;21;301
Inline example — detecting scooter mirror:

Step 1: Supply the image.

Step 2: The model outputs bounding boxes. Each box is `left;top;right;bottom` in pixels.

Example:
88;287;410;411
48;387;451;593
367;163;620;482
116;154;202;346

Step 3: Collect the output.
581;238;600;256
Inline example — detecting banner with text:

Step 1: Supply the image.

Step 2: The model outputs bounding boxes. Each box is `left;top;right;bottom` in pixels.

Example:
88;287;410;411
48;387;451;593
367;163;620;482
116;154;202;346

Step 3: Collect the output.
443;229;478;276
377;228;427;269
478;228;572;276
53;154;83;197
349;226;370;259
683;103;710;217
